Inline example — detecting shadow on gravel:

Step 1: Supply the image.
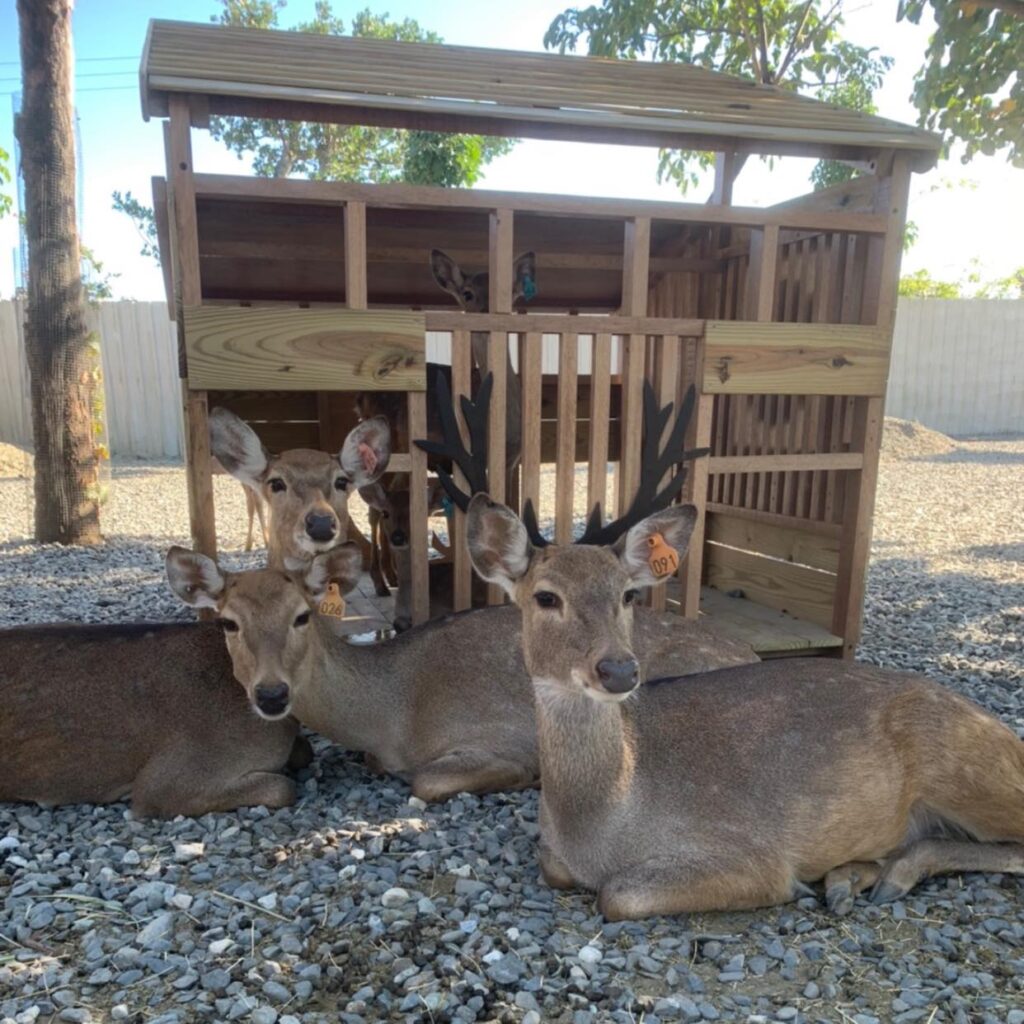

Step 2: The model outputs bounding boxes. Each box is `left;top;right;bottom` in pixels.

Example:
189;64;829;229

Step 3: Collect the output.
963;542;1024;563
861;554;1024;690
907;448;1024;466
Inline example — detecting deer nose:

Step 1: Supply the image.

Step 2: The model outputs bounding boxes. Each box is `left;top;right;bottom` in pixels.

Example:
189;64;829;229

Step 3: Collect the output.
305;512;336;542
390;528;407;547
596;657;640;694
254;682;291;718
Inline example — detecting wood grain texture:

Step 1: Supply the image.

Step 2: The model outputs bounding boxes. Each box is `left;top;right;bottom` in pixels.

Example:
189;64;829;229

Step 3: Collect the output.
708;452;863;473
407;390;429;626
521;332;543;522
705;541;837;631
586;333;612;517
699;587;842;653
450;330;473;612
344;201;367;308
183;306;426;391
703;321;889;396
142;21;940;162
554;335;578;545
707;511;840;573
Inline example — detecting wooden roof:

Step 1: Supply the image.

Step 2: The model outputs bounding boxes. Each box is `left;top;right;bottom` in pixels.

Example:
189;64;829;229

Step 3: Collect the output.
141;20;940;166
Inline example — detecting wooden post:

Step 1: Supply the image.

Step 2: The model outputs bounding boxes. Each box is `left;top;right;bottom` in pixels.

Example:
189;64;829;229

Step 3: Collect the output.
167;95;215;560
649;333;681;612
554;333;578;545
486;208;512;603
520;331;544;521
618;216;650;514
451;330;474;611
832;154;912;656
682;334;713;618
407;389;430;626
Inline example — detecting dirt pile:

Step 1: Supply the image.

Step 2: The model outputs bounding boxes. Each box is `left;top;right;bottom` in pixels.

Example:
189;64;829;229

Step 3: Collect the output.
881;417;956;460
0;442;32;479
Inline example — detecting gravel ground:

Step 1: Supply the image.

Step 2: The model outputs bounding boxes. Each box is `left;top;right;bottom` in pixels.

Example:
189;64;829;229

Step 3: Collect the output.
1;424;1023;1024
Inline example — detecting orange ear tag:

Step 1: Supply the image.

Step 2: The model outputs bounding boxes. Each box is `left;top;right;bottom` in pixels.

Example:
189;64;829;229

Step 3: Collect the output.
319;583;346;619
647;532;680;578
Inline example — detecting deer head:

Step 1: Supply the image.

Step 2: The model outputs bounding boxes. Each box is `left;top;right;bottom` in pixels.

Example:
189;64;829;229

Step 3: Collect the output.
466;497;698;700
165;544;362;720
430;249;537;311
209;408;390;569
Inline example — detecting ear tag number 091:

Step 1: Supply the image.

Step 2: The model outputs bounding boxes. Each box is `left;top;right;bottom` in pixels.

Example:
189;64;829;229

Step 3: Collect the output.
647;532;680;578
319;582;346;619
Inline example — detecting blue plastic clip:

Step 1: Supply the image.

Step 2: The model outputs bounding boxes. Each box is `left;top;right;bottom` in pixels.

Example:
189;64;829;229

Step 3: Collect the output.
441;494;455;519
522;274;537;301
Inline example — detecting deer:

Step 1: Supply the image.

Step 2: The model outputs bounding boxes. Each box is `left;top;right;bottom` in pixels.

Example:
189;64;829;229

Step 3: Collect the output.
165;541;757;803
354;249;536;629
464;467;1024;920
209;407;391;572
0;619;305;818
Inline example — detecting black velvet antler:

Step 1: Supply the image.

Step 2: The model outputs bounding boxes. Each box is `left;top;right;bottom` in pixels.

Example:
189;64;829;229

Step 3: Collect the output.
414;371;491;512
524;381;709;549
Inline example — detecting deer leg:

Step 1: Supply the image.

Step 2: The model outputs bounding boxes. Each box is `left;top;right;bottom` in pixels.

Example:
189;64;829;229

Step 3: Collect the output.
870;839;1024;905
824;860;883;916
539;841;578;890
346;520;374;572
133;766;295;819
597;855;796;920
411;749;538;803
287;735;314;771
367;508;390;597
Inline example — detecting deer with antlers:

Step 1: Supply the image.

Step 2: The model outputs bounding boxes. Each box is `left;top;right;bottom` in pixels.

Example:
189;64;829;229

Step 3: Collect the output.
355;249;536;629
463;392;1024;918
164;379;757;802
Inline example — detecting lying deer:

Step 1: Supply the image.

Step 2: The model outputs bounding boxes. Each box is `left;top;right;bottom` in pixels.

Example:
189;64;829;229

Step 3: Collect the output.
209;408;390;571
465;488;1024;919
164;539;757;802
0;620;304;817
355;249;536;628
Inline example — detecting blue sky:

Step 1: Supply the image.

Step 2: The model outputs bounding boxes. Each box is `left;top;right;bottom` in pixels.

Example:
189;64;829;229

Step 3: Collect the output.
0;0;1021;299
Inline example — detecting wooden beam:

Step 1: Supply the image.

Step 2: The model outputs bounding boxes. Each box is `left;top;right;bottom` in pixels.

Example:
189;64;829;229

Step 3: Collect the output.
708;453;863;473
744;224;779;321
191;173;892;234
703;321;889;396
183;306;426;391
407;390;429;626
451;330;473;611
618;217;650;513
344;201;368;308
424;312;703;335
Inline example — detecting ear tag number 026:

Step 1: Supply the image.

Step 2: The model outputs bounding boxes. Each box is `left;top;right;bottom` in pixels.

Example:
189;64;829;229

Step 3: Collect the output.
647;532;680;578
319;583;346;619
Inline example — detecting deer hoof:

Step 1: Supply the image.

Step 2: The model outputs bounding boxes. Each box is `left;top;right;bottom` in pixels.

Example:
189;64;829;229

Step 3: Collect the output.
825;882;854;916
869;879;905;905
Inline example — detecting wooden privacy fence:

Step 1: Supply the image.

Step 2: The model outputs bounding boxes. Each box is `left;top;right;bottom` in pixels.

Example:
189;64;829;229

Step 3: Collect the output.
0;300;183;458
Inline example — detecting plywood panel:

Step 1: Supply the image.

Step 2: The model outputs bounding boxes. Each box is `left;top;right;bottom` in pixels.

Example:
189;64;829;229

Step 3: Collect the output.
184;306;426;391
704;321;889;395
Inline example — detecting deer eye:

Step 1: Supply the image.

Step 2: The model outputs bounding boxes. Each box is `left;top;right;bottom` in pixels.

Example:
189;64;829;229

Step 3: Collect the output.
623;589;640;607
334;477;349;492
293;611;310;627
268;478;286;494
217;618;239;633
534;591;561;610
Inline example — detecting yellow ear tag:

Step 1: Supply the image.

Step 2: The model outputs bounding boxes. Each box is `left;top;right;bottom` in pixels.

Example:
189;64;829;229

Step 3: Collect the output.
318;583;346;619
647;532;680;578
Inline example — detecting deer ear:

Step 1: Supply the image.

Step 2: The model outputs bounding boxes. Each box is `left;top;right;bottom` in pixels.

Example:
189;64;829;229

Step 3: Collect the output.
303;543;363;603
430;248;464;296
209;407;269;488
341;416;391;487
512;251;537;303
165;546;226;610
617;505;698;588
466;494;533;596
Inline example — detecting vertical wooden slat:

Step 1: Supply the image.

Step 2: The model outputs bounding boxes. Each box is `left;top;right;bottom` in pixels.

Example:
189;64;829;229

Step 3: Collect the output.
554;333;578;545
407;390;429;626
520;331;543;524
649;334;681;611
683;334;712;618
744;225;779;322
486;208;512;602
832;156;913;657
451;329;473;611
167;96;215;562
618;216;650;514
587;333;612;519
344;201;367;308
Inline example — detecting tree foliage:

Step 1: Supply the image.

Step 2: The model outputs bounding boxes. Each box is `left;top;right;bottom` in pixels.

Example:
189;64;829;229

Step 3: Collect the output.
0;146;11;219
545;0;892;193
210;1;514;182
111;190;160;265
898;0;1023;166
899;262;1024;298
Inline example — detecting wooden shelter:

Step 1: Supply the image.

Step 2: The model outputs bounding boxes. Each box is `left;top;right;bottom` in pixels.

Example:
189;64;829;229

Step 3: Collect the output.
142;19;940;657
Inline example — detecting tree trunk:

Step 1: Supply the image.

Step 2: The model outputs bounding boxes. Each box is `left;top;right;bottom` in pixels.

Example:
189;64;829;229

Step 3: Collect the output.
16;0;101;544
